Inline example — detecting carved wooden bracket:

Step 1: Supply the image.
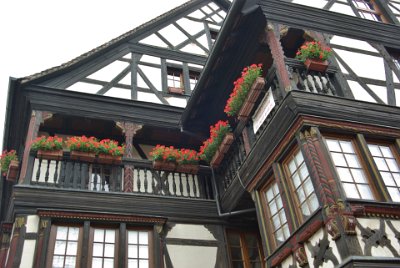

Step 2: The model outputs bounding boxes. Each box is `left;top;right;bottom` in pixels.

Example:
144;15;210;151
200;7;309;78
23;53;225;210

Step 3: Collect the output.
294;244;308;267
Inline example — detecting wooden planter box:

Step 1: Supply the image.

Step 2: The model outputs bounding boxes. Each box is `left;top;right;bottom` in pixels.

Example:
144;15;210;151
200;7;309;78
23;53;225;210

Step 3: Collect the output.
97;154;122;165
176;164;199;174
168;86;184;95
153;160;177;172
210;133;234;168
6;160;19;182
238;77;265;121
37;150;63;161
304;58;328;72
70;151;96;163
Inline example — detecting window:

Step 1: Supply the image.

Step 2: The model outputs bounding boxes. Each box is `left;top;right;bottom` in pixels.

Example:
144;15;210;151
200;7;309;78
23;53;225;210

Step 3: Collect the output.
127;230;150;268
284;149;319;219
90;228;117;268
167;68;183;89
325;138;374;200
264;182;290;244
189;71;200;90
227;231;265;268
47;224;151;268
368;143;400;202
352;0;386;22
47;225;81;268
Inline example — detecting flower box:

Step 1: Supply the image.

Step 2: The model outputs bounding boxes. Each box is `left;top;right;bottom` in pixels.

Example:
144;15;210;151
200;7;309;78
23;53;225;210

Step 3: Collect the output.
6;160;19;182
304;58;328;72
153;160;177;172
70;151;96;163
168;87;184;95
237;77;265;121
37;150;63;161
176;164;199;174
210;133;234;168
97;154;122;165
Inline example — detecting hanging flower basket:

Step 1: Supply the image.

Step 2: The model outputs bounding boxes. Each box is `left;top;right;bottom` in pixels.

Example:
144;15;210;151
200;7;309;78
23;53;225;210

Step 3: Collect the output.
304;58;328;72
37;150;63;161
237;77;265;121
6;160;19;182
70;151;96;163
153;160;177;171
98;154;122;165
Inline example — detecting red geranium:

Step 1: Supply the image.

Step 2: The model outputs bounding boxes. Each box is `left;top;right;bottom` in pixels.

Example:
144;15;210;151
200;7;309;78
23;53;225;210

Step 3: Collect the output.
199;120;231;163
224;63;263;117
295;41;332;62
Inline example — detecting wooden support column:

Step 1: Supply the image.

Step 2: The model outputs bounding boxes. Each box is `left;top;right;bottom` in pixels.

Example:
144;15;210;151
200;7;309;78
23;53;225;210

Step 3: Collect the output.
6;216;26;268
0;223;12;267
33;218;51;268
266;23;292;94
118;122;143;192
19;111;45;184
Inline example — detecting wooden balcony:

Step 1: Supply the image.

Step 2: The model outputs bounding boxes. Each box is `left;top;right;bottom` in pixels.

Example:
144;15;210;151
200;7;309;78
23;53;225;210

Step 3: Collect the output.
24;151;214;200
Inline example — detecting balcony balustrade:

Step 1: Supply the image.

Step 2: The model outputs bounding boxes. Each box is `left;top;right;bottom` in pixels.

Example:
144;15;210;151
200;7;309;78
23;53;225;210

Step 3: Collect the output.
25;152;214;200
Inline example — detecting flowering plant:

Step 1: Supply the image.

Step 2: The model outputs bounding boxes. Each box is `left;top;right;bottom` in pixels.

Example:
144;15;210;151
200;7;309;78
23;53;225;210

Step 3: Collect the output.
150;145;179;162
224;64;263;117
98;139;125;156
177;149;200;165
31;136;63;151
65;136;99;153
199;120;231;163
0;150;18;174
295;41;332;62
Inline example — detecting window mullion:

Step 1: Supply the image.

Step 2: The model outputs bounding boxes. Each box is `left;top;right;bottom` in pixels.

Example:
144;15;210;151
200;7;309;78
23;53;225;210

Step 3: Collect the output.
119;223;126;268
80;221;90;268
356;134;389;201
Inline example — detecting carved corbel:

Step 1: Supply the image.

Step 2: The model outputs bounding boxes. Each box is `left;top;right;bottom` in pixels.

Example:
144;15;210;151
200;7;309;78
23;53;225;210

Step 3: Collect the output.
294;244;308;267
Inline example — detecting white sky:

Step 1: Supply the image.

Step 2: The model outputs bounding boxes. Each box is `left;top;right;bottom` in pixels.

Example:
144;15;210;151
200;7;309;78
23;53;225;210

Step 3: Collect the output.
0;0;187;151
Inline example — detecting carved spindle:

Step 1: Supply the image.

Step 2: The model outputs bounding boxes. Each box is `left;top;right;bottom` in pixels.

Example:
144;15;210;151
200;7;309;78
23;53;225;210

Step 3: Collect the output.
178;173;184;196
192;175;198;198
172;172;177;196
65;162;73;188
165;172;171;196
312;73;322;93
59;160;66;187
36;159;42;183
326;74;337;95
82;164;89;190
116;167;122;192
136;168;141;193
101;171;106;191
319;73;329;94
185;174;191;197
92;172;98;191
144;168;148;193
44;160;50;183
53;160;59;184
151;169;156;194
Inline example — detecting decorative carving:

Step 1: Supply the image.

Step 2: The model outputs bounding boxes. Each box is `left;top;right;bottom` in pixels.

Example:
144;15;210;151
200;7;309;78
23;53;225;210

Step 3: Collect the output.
15;217;25;229
386;220;400;247
325;218;340;240
294;244;308;267
357;219;399;257
307;230;339;268
341;213;356;235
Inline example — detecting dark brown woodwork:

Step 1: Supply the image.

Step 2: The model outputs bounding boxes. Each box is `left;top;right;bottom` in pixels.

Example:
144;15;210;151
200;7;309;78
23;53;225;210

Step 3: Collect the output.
6;217;25;268
0;223;12;268
33;218;51;268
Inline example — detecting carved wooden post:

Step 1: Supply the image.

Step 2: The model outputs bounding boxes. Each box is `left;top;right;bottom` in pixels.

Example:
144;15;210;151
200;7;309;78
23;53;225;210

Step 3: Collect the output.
6;216;26;268
118;122;142;192
0;223;12;267
34;218;51;268
266;23;292;94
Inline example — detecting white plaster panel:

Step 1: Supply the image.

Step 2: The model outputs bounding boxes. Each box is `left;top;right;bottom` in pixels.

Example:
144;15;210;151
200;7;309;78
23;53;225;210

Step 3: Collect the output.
26;215;39;233
20;239;36;268
304;228;341;268
356;218;396;257
167;245;217;268
281;255;297;268
167;224;215;240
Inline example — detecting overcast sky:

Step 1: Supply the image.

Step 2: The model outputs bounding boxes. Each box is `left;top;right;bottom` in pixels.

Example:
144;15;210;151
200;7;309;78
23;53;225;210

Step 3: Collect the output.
0;0;188;151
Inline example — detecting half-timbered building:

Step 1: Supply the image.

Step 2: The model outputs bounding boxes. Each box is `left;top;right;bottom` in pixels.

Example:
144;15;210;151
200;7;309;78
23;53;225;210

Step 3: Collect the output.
1;0;400;267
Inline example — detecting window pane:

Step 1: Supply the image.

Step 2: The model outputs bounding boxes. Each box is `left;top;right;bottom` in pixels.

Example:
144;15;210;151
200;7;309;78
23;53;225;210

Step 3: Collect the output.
394;173;400;186
342;183;360;199
69;227;79;241
301;203;311;216
297;188;306;202
104;258;114;268
139;245;149;258
266;188;274;201
309;193;319;211
292;173;301;188
326;139;340;151
54;241;66;255
128;245;138;258
128;259;138;268
340;141;354;153
64;257;76;268
93;243;104;257
92;257;103;268
56;227;68;240
105;230;115;243
381;172;396;186
139;232;148;244
288;161;296;174
304;179;314;196
350;169;367;183
66;242;77;255
104;244;115;258
358;184;374;200
388;187;400;202
368;144;381;156
295;151;304;164
269;200;277;215
94;229;104;242
331;152;347;166
387;159;399;172
299;164;308;180
228;234;241;246
380;146;393;158
52;256;65;268
139;259;149;268
337;167;353;182
128;231;138;244
272;214;281;230
375;157;389;171
345;154;360;168
230;247;243;259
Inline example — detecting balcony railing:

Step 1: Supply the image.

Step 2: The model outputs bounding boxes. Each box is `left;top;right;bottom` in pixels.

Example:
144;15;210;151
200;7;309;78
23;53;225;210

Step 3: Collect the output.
25;152;214;200
218;58;342;192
